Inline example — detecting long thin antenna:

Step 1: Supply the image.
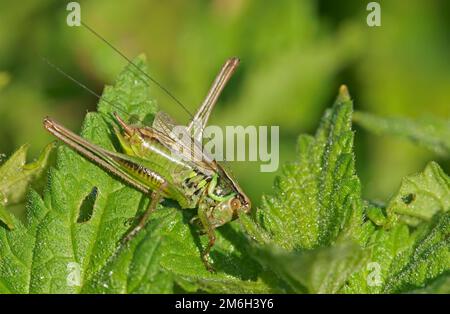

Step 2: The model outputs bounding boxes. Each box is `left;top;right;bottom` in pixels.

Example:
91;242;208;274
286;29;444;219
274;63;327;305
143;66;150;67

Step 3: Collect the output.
42;57;129;117
80;21;193;119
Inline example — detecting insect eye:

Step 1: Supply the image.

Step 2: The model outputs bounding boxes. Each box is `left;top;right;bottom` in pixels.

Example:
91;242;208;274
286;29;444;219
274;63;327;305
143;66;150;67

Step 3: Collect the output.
230;198;241;210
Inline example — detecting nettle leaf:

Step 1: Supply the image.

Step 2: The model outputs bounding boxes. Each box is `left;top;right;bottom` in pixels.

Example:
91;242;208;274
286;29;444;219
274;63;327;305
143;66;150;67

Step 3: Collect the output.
382;212;450;293
245;86;363;250
81;207;269;293
0;56;266;293
353;111;450;157
237;86;365;292
0;143;54;229
340;222;415;293
342;177;449;293
239;87;449;294
410;272;450;294
0;204;14;230
387;162;449;225
249;241;366;293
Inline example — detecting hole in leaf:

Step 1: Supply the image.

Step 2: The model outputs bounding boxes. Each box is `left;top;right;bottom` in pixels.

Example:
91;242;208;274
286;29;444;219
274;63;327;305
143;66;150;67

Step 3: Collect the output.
77;187;98;223
401;193;416;205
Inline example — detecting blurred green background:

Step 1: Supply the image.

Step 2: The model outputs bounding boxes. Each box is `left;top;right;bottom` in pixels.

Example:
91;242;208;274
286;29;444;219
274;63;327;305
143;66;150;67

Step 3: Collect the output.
0;0;449;206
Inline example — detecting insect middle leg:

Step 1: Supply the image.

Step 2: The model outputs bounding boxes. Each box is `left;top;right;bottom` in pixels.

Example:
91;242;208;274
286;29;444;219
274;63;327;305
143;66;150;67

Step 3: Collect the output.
197;204;216;272
123;183;167;242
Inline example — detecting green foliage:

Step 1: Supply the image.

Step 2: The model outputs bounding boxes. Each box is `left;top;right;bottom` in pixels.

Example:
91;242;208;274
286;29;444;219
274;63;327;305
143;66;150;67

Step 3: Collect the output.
353;112;450;157
0;143;54;229
0;205;14;230
0;57;267;294
386;162;449;225
238;86;449;294
242;86;362;250
247;241;366;293
341;210;450;293
382;212;450;293
0;58;448;294
410;273;450;294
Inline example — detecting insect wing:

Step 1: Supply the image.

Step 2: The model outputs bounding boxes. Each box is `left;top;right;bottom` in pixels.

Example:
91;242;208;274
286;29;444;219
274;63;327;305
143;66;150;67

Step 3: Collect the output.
151;111;217;175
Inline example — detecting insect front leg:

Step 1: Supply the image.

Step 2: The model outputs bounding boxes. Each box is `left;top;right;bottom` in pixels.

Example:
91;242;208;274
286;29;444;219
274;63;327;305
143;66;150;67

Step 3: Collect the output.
123;183;167;243
197;203;216;272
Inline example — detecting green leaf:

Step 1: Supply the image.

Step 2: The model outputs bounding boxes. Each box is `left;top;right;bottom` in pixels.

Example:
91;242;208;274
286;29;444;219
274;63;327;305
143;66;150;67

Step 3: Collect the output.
387;162;449;225
383;212;450;293
340;222;415;293
238;86;450;294
80;209;174;293
236;86;367;293
365;202;388;227
409;272;450;294
247;85;363;250
82;207;269;294
249;241;366;293
0;56;267;294
353;111;450;157
342;203;450;294
0;204;14;230
0;143;54;229
343;163;449;293
0;56;153;293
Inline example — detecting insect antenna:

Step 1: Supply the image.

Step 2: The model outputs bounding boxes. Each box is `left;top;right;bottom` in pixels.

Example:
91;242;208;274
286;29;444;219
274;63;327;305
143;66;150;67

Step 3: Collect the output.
42;57;130;118
80;21;194;119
